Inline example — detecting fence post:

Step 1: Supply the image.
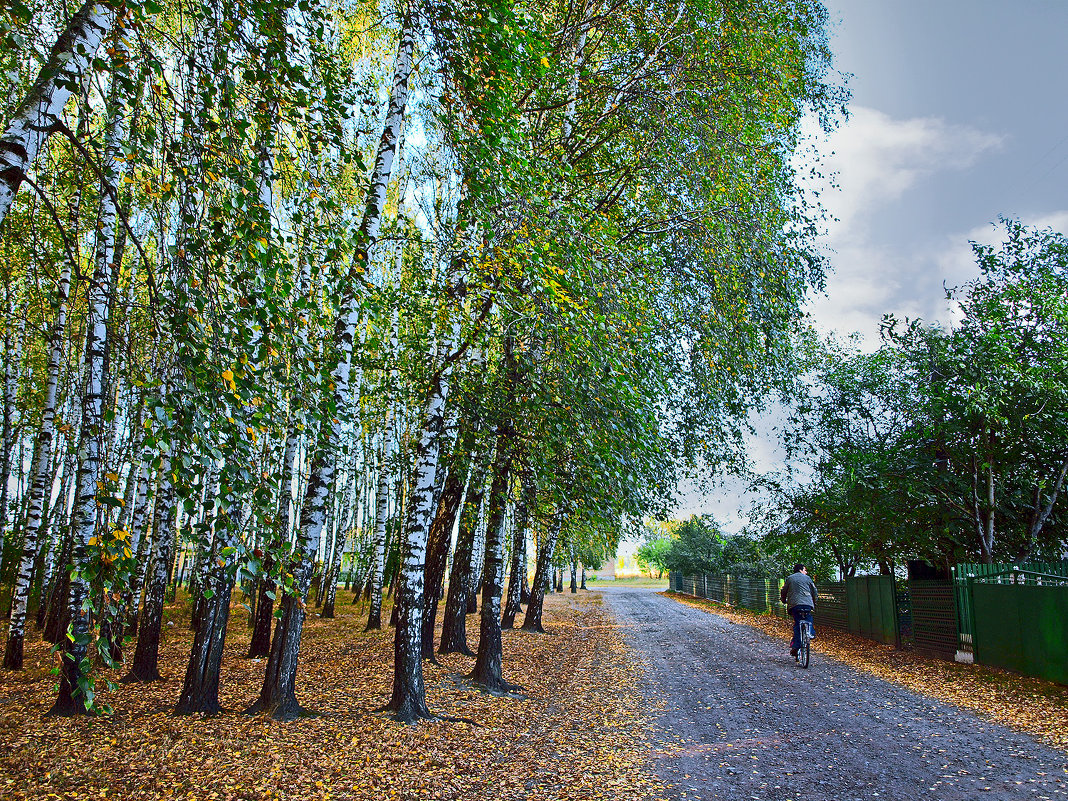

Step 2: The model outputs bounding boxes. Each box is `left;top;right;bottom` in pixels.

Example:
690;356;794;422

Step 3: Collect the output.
892;575;902;650
967;573;979;664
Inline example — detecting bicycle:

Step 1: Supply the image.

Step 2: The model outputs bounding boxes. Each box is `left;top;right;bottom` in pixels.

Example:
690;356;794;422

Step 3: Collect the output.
795;615;812;668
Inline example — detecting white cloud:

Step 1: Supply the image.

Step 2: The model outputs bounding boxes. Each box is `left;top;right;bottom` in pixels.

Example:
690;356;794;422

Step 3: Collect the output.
811;107;1004;239
811;208;1068;346
1026;210;1068;234
800;107;1005;346
935;211;1068;289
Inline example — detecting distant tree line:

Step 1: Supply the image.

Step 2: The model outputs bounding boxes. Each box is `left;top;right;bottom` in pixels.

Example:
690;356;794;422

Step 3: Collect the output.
636;515;789;579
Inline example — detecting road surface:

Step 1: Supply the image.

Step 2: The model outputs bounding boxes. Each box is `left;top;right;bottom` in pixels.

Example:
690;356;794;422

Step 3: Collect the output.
597;585;1068;801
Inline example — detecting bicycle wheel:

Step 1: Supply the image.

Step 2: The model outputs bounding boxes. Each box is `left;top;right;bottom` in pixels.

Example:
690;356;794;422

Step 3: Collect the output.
799;622;811;669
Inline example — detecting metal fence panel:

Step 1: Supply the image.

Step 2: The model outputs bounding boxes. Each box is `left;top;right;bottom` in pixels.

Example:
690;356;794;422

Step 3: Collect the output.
814;581;849;632
896;584;913;648
736;576;771;612
972;577;1068;685
910;580;957;660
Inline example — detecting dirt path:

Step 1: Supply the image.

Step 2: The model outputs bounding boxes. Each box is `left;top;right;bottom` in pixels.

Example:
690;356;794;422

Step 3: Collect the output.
597;585;1068;801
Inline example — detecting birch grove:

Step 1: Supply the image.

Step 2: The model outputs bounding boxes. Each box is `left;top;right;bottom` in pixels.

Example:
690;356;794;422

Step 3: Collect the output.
0;0;846;720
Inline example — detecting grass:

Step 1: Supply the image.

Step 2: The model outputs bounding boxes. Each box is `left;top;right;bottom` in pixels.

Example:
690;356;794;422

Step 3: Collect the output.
587;576;669;588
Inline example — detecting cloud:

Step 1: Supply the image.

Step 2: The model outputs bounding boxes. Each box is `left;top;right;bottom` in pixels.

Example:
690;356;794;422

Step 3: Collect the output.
812;208;1068;347
800;107;1005;346
931;210;1068;319
812;106;1004;239
1026;210;1068;233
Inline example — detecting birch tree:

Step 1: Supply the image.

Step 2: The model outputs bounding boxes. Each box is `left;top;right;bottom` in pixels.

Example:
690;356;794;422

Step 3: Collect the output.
247;11;415;721
2;261;69;669
0;0;118;227
48;24;132;713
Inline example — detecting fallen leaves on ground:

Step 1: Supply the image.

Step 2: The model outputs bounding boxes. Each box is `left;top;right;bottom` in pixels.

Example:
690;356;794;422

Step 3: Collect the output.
663;591;1068;753
0;592;661;801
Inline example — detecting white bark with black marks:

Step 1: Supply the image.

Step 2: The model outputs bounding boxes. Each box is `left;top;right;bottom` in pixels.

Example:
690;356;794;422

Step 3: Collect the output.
4;262;71;670
387;360;451;721
48;45;129;713
368;307;400;630
248;16;415;721
0;0;117;227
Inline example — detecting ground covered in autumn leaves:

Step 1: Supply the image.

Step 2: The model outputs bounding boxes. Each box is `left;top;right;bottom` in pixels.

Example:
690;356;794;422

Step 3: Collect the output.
0;590;661;801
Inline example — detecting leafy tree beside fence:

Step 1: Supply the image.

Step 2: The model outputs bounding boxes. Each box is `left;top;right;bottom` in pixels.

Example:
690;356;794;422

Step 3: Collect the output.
757;220;1068;575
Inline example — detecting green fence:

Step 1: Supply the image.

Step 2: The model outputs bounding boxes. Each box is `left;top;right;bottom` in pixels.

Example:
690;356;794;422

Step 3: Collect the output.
953;561;1068;651
970;570;1068;686
669;572;786;616
670;566;1068;684
669;571;898;648
846;575;900;647
813;581;849;633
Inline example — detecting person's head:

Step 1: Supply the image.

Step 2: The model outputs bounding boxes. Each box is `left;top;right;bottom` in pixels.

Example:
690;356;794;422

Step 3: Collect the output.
793;563;806;574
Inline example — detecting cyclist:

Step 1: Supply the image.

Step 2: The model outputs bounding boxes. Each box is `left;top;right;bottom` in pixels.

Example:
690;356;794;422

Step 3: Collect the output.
780;563;817;658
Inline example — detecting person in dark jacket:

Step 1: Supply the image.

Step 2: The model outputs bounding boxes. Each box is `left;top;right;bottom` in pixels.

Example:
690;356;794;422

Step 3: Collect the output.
780;563;818;657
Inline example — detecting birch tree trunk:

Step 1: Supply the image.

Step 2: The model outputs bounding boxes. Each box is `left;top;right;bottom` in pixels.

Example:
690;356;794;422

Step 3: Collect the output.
500;471;533;630
367;308;399;630
522;512;563;633
0;0;117;226
123;461;176;683
42;447;77;641
249;425;300;658
320;523;349;619
47;44;130;712
386;359;453;721
0;295;26;541
175;495;237;716
420;464;465;660
471;438;518;692
246;443;330;720
3;262;71;669
366;427;391;630
122;463;152;632
467;482;490;614
42;525;73;644
438;460;487;656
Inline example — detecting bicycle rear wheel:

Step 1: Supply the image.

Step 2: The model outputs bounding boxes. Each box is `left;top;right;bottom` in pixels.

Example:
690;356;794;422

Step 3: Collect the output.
799;622;811;669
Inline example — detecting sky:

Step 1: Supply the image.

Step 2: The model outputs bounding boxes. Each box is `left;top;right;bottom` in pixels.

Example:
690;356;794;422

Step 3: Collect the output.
676;0;1068;530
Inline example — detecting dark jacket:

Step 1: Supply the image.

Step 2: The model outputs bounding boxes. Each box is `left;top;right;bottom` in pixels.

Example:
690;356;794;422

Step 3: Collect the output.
781;572;817;610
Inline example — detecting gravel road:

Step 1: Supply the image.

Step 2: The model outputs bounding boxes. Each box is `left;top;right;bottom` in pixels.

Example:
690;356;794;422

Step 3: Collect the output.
597;585;1068;801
